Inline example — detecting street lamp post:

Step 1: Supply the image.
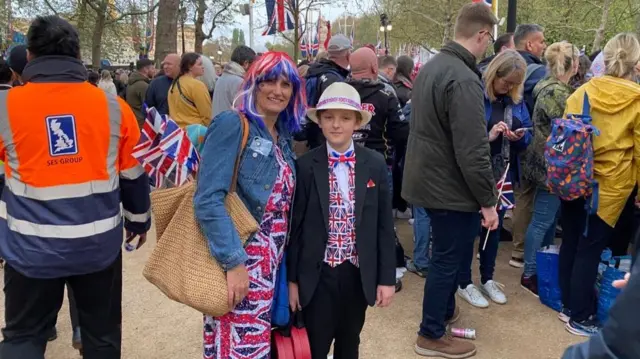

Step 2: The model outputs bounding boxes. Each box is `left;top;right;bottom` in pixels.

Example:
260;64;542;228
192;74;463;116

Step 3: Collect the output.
379;13;392;56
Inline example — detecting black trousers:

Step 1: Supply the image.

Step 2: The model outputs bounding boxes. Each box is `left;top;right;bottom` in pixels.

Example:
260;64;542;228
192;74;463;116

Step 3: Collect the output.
303;262;368;359
1;253;122;359
560;199;613;322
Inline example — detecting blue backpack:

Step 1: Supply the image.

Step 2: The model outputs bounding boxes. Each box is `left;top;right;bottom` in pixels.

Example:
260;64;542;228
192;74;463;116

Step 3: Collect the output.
305;69;344;107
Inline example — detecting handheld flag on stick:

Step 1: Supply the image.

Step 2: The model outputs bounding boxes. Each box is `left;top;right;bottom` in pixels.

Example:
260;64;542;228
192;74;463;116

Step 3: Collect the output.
482;163;511;251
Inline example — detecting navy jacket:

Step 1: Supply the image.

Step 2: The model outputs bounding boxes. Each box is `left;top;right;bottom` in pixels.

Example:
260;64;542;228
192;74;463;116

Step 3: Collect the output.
145;75;173;115
518;51;547;116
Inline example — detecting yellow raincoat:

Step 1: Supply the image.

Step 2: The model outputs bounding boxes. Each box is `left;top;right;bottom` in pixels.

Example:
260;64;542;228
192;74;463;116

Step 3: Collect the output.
565;76;640;227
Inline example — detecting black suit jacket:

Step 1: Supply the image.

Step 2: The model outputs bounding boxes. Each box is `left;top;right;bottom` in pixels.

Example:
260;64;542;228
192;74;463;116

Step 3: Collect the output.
287;144;396;307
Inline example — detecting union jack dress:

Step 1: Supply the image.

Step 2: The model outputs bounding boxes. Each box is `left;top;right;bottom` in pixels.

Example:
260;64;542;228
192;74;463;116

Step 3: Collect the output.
203;145;294;359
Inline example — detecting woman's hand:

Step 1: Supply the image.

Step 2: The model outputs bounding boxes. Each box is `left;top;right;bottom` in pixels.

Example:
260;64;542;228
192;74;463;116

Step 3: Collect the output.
505;128;525;142
288;282;302;312
488;122;508;142
226;264;249;309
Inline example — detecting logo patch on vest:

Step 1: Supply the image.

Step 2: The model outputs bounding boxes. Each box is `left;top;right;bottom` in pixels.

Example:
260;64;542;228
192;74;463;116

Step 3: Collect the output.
46;115;78;157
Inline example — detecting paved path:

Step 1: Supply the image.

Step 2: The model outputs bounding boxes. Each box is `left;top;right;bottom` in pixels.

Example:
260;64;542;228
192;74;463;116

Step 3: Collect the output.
0;221;583;358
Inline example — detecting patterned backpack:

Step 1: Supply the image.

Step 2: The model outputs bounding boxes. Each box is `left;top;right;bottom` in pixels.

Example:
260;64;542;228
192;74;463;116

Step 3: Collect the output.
544;93;600;207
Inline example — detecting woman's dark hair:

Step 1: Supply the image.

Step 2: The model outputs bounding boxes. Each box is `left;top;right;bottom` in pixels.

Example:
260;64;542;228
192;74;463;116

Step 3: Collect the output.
0;59;13;84
27;15;80;59
396;55;415;80
179;52;201;77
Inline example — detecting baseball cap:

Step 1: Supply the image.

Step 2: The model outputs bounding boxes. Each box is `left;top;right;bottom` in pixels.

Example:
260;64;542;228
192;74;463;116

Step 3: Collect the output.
7;45;28;76
327;34;352;53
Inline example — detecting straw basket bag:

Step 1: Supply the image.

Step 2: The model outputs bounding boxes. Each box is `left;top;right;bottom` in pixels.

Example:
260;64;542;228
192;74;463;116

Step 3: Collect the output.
143;113;258;317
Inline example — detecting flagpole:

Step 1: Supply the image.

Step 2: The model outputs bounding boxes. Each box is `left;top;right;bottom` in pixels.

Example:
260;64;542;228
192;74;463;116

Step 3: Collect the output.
482;162;510;251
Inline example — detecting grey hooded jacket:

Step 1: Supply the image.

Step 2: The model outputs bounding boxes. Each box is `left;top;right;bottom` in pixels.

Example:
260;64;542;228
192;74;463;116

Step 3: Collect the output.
212;61;245;118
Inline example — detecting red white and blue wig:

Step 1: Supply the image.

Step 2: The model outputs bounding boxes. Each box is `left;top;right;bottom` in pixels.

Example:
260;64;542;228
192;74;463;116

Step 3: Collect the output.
234;51;306;134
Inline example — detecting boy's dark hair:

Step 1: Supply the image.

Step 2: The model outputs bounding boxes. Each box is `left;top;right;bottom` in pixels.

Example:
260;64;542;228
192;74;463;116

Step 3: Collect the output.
136;59;154;70
494;33;513;54
27;15;80;59
0;59;13;84
231;45;257;67
378;55;397;69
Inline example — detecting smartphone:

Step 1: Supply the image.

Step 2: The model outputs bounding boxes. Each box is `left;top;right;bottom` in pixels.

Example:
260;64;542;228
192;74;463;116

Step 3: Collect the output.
515;127;532;134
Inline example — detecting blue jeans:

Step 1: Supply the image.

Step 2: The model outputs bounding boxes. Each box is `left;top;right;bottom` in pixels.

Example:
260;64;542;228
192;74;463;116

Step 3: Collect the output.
413;207;431;270
419;209;480;339
458;210;505;288
523;187;560;278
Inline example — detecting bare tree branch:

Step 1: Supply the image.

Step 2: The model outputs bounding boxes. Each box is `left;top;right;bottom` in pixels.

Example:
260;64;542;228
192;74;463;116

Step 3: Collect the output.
106;1;160;24
406;8;444;27
43;0;60;15
206;0;234;39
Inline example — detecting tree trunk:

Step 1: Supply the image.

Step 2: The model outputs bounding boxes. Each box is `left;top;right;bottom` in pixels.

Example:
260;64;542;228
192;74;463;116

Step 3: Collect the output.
155;0;180;65
194;0;206;53
591;0;612;54
91;0;107;68
76;0;88;35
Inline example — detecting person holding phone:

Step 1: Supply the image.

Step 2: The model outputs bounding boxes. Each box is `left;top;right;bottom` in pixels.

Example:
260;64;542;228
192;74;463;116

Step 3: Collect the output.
456;49;533;309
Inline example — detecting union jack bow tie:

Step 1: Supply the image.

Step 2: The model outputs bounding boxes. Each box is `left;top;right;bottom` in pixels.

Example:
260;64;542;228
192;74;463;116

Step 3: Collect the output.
329;150;355;168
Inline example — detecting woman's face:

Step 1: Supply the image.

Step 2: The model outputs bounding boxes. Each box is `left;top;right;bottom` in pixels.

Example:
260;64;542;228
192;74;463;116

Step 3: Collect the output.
255;76;293;117
190;57;205;77
493;70;522;96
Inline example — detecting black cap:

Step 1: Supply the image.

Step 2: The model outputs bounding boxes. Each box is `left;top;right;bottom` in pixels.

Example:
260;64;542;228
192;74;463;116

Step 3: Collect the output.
7;45;28;76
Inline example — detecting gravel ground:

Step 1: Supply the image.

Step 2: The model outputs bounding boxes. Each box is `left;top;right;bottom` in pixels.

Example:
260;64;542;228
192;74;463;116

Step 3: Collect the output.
0;221;583;358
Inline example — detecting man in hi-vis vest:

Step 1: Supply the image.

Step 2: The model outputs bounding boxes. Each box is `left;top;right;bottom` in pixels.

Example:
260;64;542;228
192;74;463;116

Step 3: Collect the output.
0;16;150;359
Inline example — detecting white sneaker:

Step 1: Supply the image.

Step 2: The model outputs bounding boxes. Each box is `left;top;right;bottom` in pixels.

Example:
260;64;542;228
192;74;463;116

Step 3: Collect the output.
457;284;489;308
480;280;507;304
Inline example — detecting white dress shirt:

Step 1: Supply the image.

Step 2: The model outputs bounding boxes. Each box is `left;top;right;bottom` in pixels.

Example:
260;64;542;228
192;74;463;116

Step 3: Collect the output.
327;141;355;201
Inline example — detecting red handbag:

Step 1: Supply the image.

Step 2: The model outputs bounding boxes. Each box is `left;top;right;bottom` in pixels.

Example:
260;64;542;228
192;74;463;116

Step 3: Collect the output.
272;312;311;359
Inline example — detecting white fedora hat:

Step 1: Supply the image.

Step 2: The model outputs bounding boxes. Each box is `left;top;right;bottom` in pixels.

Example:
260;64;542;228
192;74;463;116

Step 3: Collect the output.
306;82;373;126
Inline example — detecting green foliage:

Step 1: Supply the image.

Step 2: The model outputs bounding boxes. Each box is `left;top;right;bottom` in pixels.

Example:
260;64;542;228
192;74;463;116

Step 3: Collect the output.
352;0;640;55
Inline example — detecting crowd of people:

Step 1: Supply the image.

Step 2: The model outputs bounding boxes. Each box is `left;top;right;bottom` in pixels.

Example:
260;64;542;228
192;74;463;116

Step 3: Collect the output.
0;3;639;359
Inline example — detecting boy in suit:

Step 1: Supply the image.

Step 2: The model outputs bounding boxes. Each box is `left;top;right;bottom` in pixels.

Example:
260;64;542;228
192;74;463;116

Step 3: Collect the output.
287;82;396;359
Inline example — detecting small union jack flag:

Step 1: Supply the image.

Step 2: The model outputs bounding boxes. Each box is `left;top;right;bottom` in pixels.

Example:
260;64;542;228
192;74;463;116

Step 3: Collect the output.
496;173;515;210
132;107;200;187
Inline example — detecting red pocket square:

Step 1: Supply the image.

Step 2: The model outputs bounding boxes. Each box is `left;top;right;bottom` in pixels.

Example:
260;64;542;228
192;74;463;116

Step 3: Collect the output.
367;179;376;188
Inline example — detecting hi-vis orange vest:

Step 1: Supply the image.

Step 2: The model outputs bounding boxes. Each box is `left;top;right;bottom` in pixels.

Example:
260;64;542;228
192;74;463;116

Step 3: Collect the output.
0;80;151;278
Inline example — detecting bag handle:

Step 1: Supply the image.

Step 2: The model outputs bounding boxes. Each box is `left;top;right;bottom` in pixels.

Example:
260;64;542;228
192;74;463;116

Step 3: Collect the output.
229;112;250;194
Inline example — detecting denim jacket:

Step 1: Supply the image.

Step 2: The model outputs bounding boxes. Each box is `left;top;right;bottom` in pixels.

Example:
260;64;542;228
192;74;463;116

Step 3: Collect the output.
194;110;297;270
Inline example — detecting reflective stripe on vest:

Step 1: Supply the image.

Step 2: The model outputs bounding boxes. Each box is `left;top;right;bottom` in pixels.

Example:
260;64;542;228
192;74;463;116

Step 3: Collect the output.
0;200;122;239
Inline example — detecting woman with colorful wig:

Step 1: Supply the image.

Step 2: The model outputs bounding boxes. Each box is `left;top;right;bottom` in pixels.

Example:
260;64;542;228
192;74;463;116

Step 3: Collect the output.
194;52;305;359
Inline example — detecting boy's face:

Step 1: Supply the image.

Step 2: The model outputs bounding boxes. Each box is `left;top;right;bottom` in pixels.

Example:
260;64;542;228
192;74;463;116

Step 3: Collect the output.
318;109;362;150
